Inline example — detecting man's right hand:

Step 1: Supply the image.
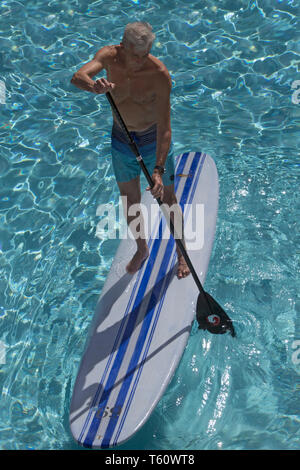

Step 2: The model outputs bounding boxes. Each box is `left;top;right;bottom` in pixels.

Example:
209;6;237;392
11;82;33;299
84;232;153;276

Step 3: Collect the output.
93;78;115;94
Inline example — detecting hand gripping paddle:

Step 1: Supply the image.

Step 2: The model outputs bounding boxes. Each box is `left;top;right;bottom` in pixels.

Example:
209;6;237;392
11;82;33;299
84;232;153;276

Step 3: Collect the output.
106;92;235;337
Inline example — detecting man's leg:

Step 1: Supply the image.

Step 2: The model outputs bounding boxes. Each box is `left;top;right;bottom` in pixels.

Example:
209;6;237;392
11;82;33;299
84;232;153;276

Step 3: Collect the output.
117;176;149;274
162;183;190;279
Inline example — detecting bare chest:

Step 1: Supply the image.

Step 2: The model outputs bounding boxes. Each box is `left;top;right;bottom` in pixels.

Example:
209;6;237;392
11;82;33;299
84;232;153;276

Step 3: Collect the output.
107;66;156;106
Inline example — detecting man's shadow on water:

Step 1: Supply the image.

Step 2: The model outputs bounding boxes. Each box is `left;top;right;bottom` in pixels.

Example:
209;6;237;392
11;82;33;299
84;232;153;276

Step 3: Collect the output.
69;261;193;425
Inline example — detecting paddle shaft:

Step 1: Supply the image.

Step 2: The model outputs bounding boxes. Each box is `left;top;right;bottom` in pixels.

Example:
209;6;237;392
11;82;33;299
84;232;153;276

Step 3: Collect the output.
106;92;211;307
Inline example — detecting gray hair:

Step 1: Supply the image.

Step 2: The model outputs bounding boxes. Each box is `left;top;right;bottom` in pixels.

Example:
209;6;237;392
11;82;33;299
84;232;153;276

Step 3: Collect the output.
122;22;156;52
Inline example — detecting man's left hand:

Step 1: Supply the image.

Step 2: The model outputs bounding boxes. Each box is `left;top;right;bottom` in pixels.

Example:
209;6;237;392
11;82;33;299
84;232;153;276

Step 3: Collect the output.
147;172;164;200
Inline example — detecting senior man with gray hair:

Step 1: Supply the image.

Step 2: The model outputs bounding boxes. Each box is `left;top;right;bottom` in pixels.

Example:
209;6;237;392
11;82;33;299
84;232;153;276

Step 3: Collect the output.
71;22;190;279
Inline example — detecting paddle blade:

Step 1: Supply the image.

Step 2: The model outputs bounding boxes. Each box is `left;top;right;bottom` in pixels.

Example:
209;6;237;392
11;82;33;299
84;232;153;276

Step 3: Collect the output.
196;292;235;337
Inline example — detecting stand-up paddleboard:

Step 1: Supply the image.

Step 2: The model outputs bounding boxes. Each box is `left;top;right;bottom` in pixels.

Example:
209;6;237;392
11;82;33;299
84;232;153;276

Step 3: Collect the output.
69;151;219;448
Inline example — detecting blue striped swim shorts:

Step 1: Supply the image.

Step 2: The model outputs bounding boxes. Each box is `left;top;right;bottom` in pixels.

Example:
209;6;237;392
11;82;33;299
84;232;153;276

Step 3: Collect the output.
111;121;175;185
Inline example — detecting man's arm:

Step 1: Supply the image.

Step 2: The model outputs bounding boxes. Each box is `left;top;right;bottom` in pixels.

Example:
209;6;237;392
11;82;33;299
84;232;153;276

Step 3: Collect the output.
155;71;172;168
71;46;115;94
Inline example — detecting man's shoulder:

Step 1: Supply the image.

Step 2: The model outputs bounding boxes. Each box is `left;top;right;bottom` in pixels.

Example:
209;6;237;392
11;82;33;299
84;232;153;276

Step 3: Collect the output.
149;55;172;87
94;45;118;64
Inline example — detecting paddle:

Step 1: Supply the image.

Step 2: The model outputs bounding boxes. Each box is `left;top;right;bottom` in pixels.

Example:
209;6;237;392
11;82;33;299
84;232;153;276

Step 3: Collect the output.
106;92;235;337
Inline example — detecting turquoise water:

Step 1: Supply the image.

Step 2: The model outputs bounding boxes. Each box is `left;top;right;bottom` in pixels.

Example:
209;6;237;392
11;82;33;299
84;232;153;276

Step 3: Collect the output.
0;0;299;450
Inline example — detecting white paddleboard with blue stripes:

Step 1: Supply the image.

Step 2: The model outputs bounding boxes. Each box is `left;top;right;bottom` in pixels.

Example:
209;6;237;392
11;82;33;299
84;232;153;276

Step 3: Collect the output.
69;151;219;448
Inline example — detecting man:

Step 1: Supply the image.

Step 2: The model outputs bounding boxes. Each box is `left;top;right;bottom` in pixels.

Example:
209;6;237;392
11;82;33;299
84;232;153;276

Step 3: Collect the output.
71;22;190;278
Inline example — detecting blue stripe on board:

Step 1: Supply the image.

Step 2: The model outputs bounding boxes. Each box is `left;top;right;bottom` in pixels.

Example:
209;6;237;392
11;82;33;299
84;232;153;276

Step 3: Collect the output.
112;153;204;446
82;153;189;448
100;153;201;448
80;152;190;447
113;153;204;445
185;153;206;219
78;152;189;444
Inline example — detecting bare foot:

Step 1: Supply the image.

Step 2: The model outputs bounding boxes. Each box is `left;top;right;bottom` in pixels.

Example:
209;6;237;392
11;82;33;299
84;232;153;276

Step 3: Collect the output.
177;255;191;279
126;247;149;274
